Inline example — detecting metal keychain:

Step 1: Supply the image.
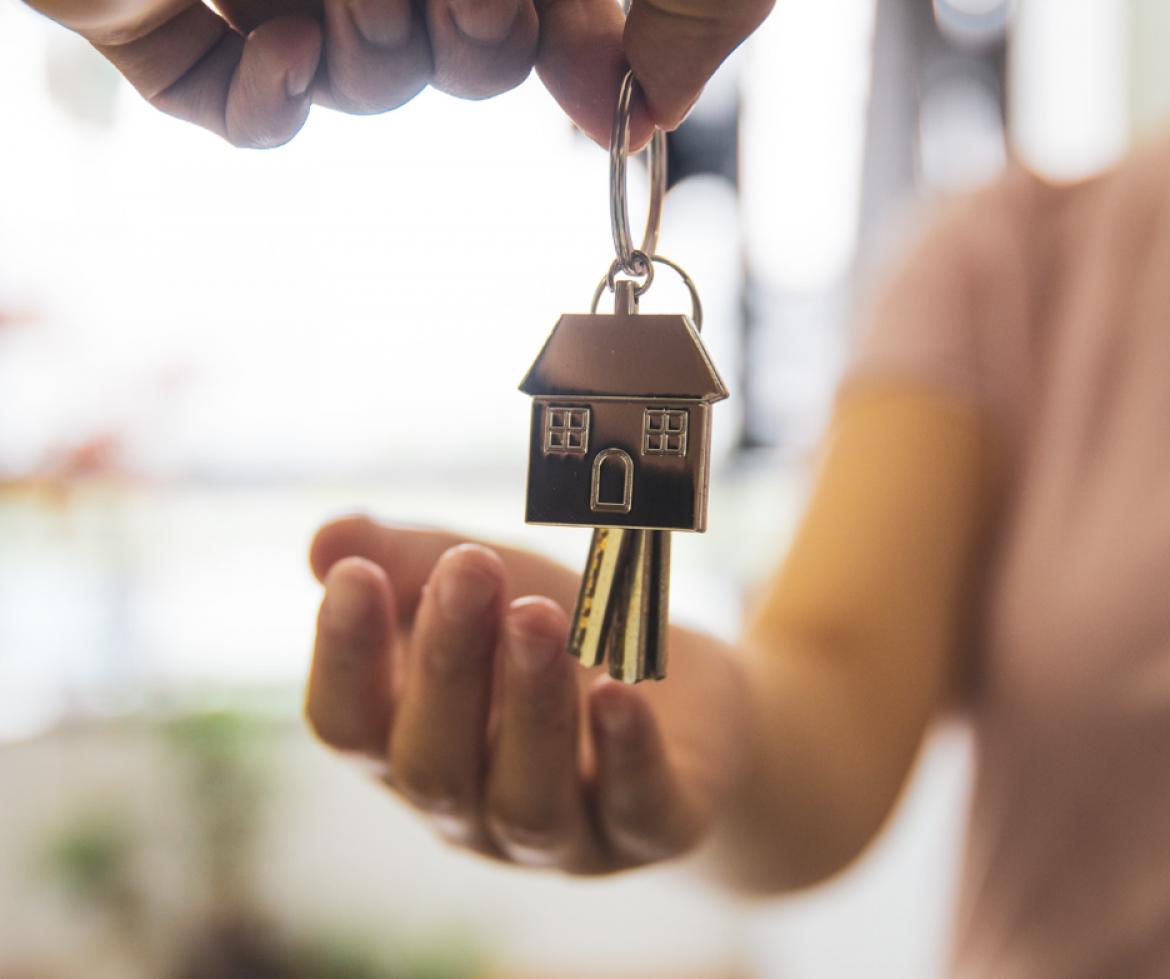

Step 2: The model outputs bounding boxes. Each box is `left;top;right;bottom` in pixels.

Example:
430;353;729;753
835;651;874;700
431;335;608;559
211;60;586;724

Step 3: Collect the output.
519;70;727;682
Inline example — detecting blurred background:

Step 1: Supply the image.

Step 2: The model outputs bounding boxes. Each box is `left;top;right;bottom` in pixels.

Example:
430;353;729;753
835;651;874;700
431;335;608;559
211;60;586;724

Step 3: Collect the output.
2;0;1170;976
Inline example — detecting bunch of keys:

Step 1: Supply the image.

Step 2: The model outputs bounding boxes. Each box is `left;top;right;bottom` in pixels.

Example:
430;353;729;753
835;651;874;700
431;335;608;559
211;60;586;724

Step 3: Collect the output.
519;70;727;683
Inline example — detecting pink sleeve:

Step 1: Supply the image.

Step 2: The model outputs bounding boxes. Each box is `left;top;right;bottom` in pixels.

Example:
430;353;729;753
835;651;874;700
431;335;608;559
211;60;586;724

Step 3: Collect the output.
842;172;1035;423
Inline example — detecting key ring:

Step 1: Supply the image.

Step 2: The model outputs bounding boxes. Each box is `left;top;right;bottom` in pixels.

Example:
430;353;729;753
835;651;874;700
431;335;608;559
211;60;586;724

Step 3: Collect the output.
590;253;705;331
611;69;667;275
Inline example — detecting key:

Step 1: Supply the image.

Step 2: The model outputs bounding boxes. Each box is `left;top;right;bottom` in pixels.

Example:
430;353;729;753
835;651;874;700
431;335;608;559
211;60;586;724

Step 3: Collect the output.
568;526;632;669
569;526;670;683
607;529;671;683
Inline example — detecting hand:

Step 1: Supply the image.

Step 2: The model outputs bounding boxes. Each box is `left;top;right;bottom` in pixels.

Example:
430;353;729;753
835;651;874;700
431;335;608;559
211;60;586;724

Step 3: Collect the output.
305;515;752;873
24;0;774;148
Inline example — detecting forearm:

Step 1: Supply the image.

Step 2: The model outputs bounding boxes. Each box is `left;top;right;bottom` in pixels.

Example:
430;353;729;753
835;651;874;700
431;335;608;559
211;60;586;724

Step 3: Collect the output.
696;384;991;893
704;635;940;893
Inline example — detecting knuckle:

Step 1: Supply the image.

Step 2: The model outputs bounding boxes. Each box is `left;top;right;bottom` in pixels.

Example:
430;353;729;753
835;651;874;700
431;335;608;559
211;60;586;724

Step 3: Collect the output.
329;73;423;115
432;28;536;101
438;62;533;101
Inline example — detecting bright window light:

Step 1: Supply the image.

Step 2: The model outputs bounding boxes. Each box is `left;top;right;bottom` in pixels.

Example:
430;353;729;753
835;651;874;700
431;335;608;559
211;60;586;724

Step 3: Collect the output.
1010;0;1129;180
740;0;876;293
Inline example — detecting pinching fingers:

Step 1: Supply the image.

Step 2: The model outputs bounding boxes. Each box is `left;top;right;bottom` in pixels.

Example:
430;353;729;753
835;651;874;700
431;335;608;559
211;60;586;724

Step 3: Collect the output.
425;0;539;99
320;0;433;114
225;17;323;147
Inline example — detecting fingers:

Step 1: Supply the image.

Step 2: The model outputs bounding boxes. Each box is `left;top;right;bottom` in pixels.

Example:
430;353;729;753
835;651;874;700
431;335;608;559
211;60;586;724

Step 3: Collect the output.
388;545;505;839
225;17;323;146
624;0;774;130
92;3;322;148
589;679;709;862
309;515;582;618
215;0;325;35
534;0;653;147
307;533;713;872
310;517;467;614
424;0;540;100
318;0;433;115
306;557;398;761
484;598;595;868
536;0;772;145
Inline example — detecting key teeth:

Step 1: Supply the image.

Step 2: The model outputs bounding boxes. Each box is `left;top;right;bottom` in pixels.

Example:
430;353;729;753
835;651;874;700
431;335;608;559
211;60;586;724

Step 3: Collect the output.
568;527;632;671
569;528;671;684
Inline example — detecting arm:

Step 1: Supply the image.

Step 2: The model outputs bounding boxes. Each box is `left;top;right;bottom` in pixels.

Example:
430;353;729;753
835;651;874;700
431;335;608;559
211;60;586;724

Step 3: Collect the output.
710;383;992;891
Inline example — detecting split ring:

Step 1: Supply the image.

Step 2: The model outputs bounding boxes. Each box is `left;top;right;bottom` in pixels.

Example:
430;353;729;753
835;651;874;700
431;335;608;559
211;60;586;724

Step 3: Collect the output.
610;70;667;275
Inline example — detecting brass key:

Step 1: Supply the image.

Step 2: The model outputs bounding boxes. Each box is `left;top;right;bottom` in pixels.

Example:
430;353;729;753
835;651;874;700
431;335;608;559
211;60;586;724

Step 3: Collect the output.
567;527;671;683
568;527;632;669
607;529;671;683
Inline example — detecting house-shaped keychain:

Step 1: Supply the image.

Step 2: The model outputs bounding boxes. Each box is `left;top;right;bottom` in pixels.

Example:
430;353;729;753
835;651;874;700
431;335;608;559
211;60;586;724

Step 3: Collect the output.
520;298;728;532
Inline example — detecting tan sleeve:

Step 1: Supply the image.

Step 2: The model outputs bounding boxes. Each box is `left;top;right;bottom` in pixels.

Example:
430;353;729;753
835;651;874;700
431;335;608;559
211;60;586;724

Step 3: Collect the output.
750;383;992;703
713;181;1025;890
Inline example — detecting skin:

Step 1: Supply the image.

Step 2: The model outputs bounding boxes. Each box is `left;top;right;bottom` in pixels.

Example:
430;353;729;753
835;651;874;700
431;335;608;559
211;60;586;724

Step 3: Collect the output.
305;387;991;888
21;0;775;148
306;519;747;873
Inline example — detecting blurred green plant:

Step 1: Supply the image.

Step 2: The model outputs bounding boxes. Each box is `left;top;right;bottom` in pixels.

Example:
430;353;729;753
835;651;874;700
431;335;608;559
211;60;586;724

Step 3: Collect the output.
42;807;140;933
296;928;485;979
32;708;491;979
162;709;276;911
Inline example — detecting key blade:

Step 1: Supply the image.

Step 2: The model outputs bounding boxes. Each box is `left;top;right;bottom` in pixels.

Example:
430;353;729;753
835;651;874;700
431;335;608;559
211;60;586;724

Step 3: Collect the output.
569;527;632;668
644;530;671;680
608;530;671;683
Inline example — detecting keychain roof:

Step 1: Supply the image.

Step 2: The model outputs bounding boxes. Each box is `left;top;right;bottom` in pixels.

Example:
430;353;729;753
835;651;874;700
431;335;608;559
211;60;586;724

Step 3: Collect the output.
520;313;726;401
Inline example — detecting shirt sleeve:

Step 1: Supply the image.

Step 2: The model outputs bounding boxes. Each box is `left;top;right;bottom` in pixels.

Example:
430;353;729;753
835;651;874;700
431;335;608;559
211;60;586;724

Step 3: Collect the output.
842;174;1033;418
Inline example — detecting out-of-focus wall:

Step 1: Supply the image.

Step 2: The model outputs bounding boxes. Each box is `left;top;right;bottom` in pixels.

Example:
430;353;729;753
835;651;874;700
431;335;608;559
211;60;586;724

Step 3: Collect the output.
1130;0;1170;139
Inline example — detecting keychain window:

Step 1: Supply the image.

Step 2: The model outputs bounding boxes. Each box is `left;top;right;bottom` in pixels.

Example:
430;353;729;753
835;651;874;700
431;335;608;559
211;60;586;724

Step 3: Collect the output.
545;406;591;455
643;409;688;456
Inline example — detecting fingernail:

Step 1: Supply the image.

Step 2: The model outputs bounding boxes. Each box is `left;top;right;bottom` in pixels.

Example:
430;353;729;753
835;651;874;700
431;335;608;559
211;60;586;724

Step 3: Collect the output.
597;692;632;735
448;0;519;44
348;0;412;47
507;621;559;673
436;553;499;623
324;570;370;630
285;60;315;99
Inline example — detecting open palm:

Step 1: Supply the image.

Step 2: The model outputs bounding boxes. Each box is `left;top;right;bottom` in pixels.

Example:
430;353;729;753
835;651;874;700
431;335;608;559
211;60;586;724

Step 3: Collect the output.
306;515;750;873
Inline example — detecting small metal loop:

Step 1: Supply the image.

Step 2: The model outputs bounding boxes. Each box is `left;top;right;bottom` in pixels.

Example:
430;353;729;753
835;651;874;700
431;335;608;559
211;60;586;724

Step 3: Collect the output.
606;250;654;295
592;252;653;313
611;70;667;275
590;253;704;331
652;254;704;332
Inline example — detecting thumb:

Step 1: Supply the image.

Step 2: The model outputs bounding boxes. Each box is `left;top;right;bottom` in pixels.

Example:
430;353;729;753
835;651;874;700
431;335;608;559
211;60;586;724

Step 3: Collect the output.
534;0;651;148
625;0;775;130
535;0;773;147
